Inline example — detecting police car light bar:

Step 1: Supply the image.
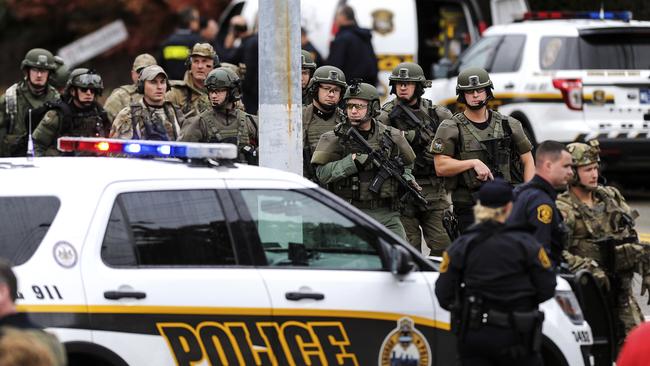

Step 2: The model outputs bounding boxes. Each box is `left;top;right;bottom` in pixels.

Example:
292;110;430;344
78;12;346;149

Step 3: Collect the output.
523;11;632;22
57;137;238;160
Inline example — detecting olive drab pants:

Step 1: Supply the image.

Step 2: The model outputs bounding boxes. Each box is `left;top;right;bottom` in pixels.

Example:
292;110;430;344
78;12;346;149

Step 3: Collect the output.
401;208;450;256
360;206;406;240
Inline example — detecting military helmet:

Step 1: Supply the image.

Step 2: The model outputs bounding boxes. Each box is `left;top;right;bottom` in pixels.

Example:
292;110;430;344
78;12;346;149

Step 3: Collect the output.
301;50;317;70
567;140;600;167
205;68;241;101
309;65;346;89
456;67;493;94
343;82;380;118
66;68;104;96
132;53;157;73
21;48;57;71
50;60;70;90
388;62;426;85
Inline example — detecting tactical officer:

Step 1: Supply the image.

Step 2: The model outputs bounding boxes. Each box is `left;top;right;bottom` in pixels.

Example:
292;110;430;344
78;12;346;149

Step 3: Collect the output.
0;48;59;157
110;65;183;141
508;140;574;267
33;68;110;156
302;65;347;181
436;179;556;366
301;49;317;106
166;43;218;119
180;67;258;164
50;56;70;94
431;67;535;233
378;62;453;255
311;82;416;239
103;53;158;123
557;140;649;343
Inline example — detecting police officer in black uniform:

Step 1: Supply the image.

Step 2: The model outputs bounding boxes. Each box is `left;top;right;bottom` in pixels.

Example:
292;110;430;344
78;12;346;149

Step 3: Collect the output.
435;178;556;366
508;140;574;267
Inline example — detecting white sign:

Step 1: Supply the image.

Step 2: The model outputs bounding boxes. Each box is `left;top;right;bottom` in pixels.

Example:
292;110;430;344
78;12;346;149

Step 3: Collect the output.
58;20;128;67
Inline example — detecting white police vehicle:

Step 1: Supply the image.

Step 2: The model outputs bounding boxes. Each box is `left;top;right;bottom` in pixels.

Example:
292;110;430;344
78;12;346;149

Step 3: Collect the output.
424;11;650;174
2;138;591;365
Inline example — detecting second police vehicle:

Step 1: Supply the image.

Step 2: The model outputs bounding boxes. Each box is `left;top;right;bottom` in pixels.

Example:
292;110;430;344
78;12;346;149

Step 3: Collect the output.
2;138;592;365
425;11;650;174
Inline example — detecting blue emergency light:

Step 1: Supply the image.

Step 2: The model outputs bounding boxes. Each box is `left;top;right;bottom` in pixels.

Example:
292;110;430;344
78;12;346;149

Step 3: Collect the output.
56;137;238;160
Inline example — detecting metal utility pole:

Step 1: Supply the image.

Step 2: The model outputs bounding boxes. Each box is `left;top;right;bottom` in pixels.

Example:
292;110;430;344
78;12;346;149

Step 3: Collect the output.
258;0;302;174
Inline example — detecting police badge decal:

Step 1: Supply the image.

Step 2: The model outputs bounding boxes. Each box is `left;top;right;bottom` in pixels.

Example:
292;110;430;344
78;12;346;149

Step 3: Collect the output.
379;318;431;366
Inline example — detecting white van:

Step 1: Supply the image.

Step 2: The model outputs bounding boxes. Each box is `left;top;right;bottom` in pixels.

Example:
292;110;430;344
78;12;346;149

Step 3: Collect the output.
217;0;528;95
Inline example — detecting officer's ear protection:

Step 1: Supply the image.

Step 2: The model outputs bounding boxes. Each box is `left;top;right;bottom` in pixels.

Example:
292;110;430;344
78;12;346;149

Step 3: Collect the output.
229;78;242;102
137;74;171;94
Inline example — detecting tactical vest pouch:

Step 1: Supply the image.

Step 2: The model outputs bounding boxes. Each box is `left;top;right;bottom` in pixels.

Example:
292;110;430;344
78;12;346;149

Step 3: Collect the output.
458;150;484;191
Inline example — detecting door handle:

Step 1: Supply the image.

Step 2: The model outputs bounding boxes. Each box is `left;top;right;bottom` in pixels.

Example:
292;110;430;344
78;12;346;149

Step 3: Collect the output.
104;291;147;300
504;82;515;89
285;291;325;301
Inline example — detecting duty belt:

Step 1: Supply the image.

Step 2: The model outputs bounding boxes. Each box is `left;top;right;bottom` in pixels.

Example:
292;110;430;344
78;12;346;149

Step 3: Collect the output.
481;309;511;328
348;198;395;210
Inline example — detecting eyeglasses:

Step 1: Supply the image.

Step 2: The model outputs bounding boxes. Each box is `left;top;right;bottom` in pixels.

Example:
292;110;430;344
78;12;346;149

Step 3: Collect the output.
78;87;97;94
464;88;486;95
319;86;342;95
346;103;368;111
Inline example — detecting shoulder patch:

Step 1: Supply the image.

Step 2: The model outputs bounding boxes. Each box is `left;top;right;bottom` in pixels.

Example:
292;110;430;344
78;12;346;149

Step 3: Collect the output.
439;251;450;273
537;204;553;224
430;138;444;154
538;247;551;269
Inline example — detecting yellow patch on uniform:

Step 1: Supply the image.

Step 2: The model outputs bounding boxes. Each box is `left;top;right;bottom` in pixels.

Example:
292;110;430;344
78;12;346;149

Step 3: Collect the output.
440;251;450;273
538;247;551;269
536;204;553;224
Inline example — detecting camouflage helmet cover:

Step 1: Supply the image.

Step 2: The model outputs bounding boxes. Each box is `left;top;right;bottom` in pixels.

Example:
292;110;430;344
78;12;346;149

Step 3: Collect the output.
388;62;430;87
567;140;601;167
132;53;157;72
308;65;346;89
301;50;317;70
456;67;493;93
21;48;57;71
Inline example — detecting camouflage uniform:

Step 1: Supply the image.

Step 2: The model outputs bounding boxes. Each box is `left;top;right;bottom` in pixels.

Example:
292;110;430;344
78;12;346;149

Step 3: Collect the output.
302;65;347;181
103;53;157;123
431;68;532;231
110;99;182;141
378;62;453;254
557;141;648;343
165;43;216;120
311;83;416;239
0;48;59;157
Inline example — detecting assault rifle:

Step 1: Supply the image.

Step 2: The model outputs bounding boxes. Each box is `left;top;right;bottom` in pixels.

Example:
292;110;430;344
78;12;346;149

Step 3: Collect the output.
345;126;428;206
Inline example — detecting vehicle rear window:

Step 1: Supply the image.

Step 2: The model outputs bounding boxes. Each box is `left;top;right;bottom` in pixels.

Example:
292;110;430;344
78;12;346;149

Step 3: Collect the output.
102;190;236;267
540;33;650;70
0;196;60;265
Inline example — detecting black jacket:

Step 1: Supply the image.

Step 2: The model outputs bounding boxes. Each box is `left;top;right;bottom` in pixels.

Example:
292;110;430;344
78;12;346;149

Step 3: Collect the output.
435;220;556;312
159;29;203;81
327;25;378;86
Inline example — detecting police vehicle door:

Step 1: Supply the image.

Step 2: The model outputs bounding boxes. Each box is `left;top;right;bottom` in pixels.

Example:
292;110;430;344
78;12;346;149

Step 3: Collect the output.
228;180;441;365
82;180;272;366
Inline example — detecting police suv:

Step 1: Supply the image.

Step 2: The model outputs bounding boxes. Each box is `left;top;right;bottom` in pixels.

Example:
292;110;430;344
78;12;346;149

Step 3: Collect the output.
424;11;650;174
2;138;591;365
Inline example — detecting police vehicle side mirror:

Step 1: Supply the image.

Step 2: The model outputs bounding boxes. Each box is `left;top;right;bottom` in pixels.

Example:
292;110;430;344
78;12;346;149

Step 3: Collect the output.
433;58;453;80
390;245;415;276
